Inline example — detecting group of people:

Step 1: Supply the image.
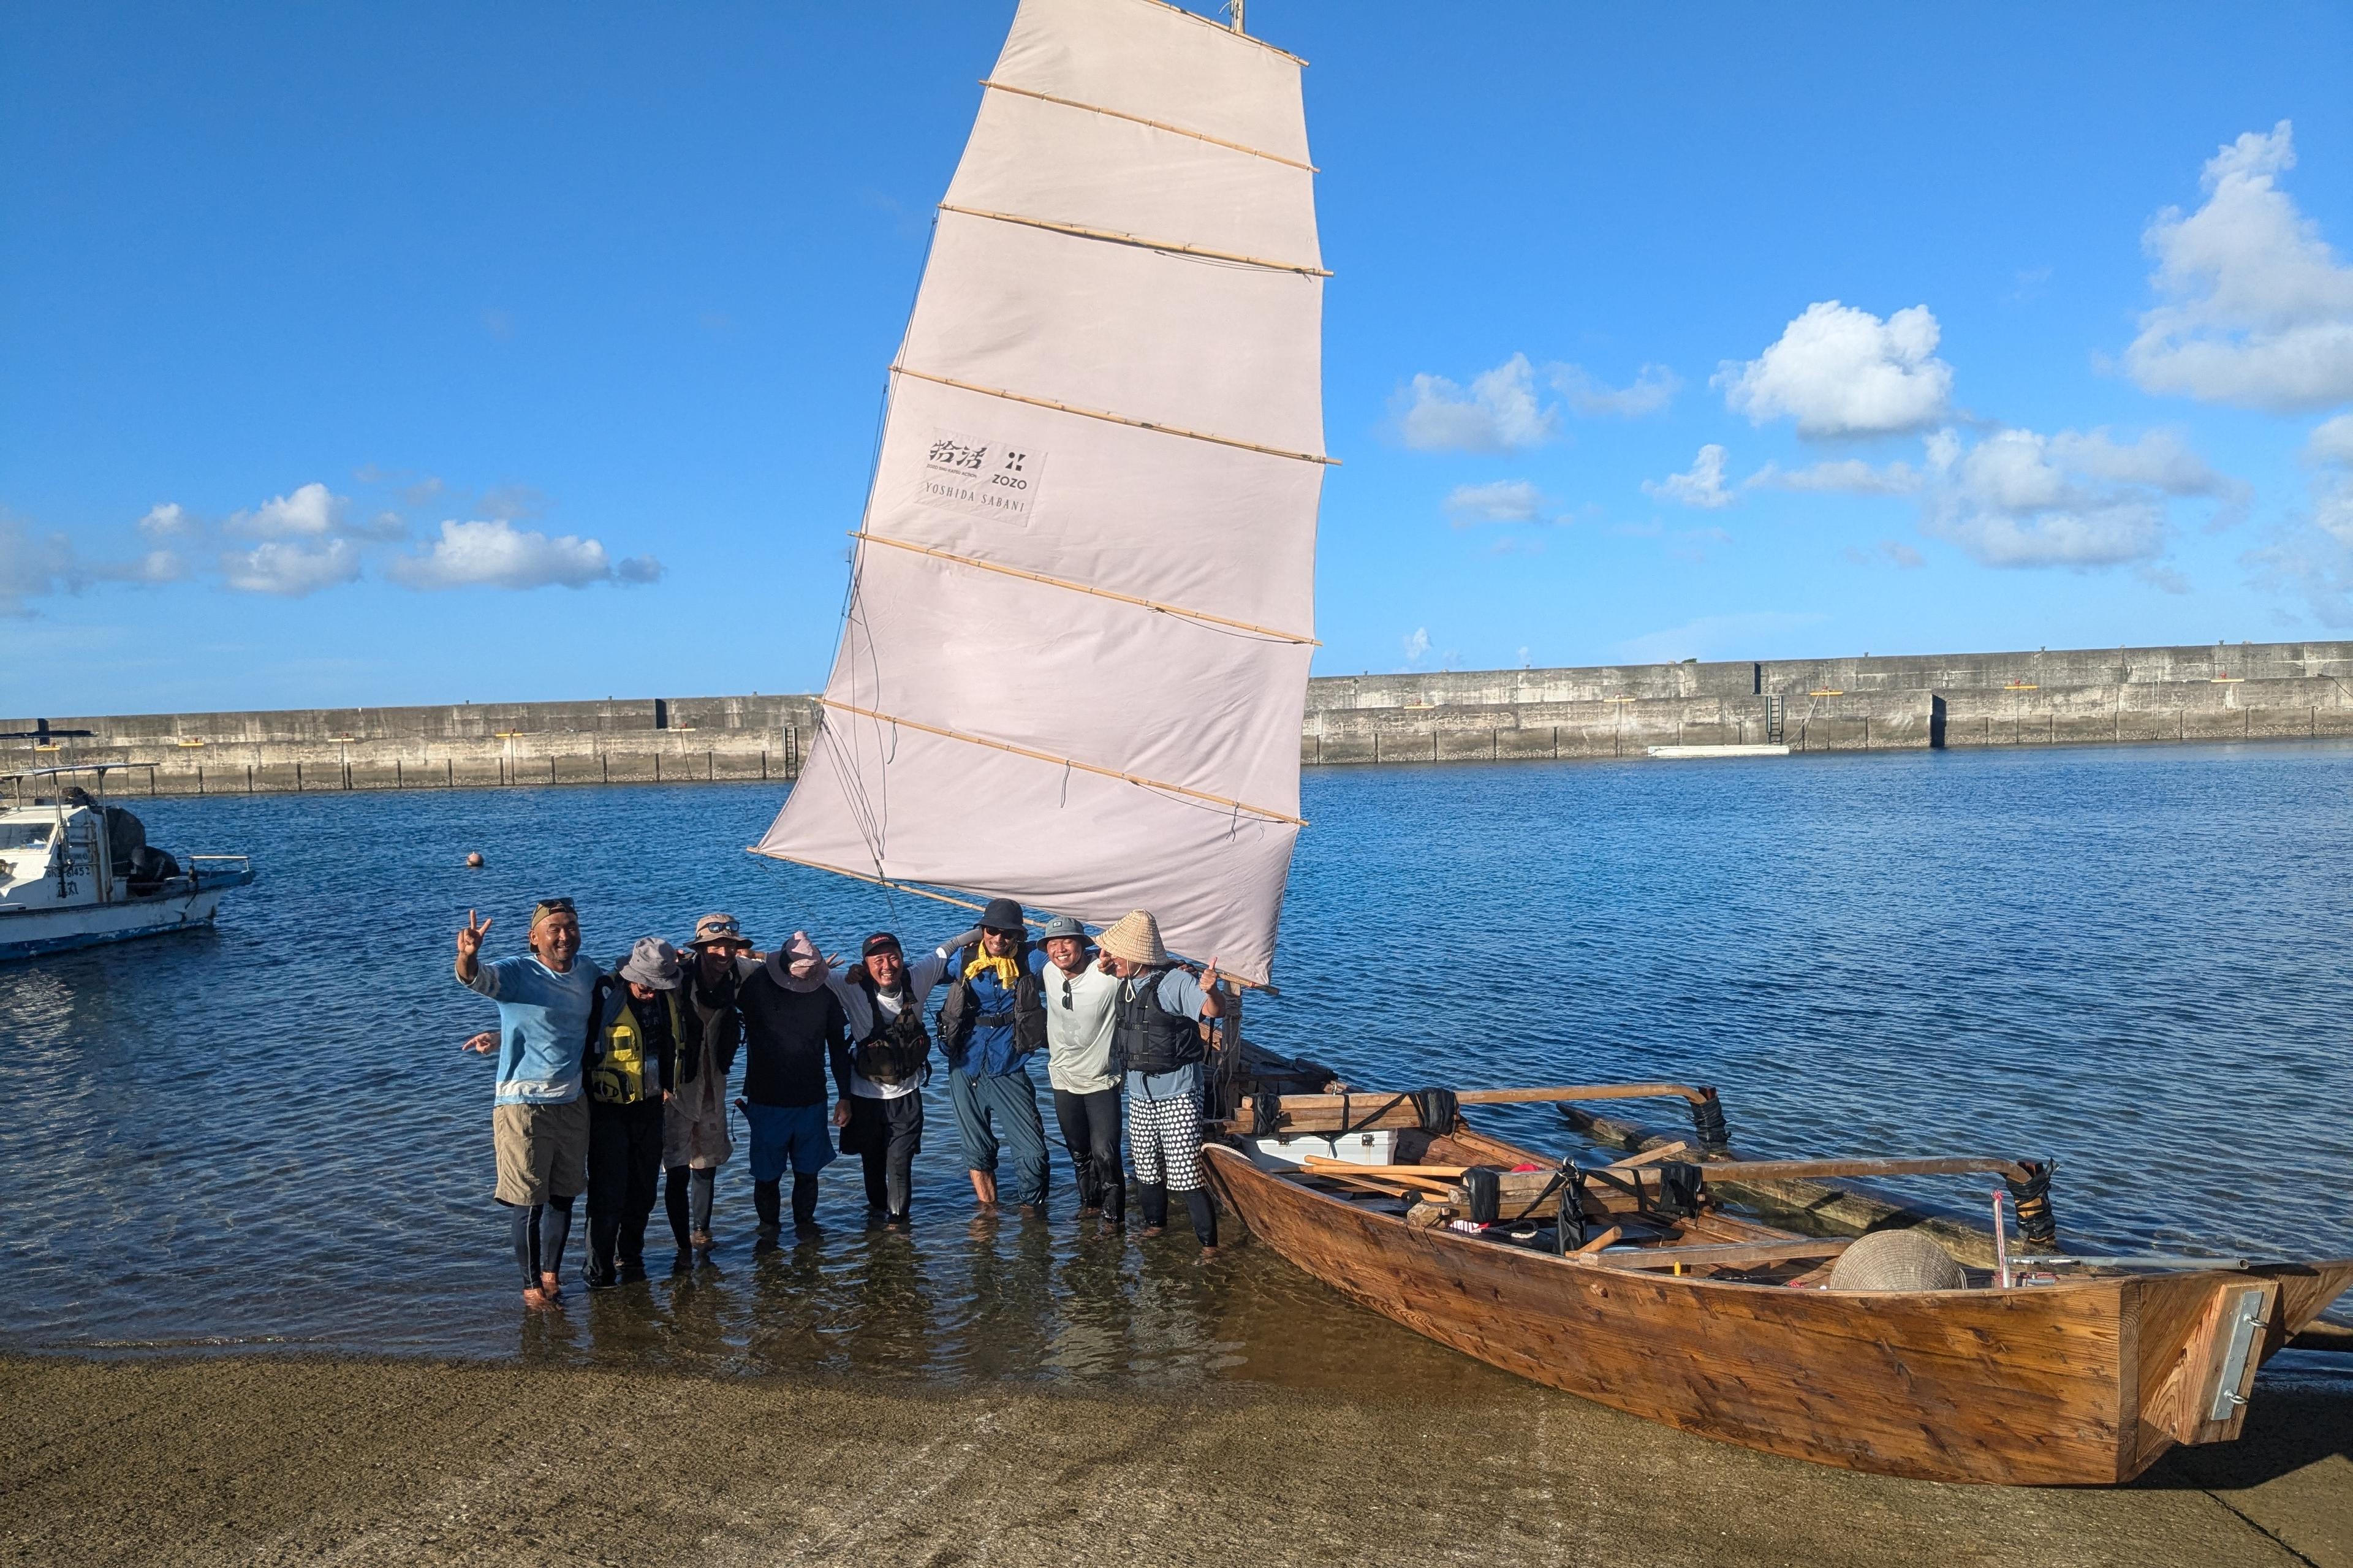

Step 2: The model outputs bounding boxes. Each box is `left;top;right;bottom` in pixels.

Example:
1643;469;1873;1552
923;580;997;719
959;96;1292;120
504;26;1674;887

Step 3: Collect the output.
453;893;1227;1308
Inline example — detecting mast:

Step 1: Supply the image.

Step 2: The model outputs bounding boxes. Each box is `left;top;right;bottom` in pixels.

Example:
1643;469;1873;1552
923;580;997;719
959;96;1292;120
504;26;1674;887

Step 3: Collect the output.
755;0;1325;985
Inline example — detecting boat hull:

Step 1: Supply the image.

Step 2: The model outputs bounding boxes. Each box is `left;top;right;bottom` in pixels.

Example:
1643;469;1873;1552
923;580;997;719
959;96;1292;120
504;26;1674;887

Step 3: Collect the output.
1204;1143;2352;1485
0;871;252;961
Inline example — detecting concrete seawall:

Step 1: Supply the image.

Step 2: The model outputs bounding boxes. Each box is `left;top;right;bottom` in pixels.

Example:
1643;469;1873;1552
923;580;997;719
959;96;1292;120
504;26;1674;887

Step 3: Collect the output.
7;640;2351;796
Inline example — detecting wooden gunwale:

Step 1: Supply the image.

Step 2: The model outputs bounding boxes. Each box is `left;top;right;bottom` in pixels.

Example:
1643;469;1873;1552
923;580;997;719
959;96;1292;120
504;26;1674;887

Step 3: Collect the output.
1203;1133;2349;1485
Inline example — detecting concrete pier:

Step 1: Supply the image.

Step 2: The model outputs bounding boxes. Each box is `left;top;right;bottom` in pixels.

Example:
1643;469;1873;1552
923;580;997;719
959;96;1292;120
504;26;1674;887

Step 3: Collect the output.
7;640;2352;796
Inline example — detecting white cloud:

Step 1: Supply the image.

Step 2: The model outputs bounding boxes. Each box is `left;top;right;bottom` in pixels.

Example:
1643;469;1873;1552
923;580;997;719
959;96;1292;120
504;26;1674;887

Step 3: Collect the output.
1616;610;1825;665
137;502;192;537
0;520;75;615
96;549;191;585
1550;362;1681;417
1747;458;1923;496
1839;539;1925;569
1397;354;1558;452
230;482;346;538
222;537;362;596
1920;425;2237;569
1643;444;1734;509
615;554;665;585
2308;412;2353;466
2247;414;2353;623
1716;301;1955;436
388;519;656;591
1401;627;1431;667
2125;121;2353;412
1442;480;1546;526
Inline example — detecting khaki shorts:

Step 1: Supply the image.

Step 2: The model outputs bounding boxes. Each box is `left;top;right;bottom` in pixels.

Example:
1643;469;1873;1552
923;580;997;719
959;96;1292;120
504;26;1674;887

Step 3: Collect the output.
493;1097;591;1206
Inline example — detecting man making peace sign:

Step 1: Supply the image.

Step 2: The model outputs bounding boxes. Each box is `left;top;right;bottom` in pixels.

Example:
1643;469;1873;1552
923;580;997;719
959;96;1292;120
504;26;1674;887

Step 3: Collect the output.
457;897;601;1309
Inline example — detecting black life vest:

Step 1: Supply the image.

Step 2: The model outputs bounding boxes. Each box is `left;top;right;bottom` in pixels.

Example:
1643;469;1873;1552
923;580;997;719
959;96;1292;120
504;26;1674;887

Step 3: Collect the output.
851;967;931;1087
936;941;1046;1070
1113;964;1202;1078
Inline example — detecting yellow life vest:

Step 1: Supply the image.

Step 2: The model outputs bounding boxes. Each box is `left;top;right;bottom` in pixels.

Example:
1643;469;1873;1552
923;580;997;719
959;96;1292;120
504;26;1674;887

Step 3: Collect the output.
588;988;684;1106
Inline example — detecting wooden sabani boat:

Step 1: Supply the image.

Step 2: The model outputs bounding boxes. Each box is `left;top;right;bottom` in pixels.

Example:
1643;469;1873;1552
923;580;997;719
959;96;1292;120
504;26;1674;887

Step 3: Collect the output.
1203;1093;2353;1485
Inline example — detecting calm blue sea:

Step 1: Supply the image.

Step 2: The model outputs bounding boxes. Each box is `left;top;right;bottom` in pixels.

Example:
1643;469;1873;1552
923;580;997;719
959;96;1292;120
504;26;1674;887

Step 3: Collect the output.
3;741;2349;1384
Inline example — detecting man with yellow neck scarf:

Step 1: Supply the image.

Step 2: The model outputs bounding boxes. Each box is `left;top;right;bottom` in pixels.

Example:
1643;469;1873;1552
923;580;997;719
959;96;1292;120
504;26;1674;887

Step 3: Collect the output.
936;897;1051;1213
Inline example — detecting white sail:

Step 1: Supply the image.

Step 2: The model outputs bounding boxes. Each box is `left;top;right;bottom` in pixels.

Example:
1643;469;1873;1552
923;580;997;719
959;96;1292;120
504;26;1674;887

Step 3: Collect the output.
755;0;1325;985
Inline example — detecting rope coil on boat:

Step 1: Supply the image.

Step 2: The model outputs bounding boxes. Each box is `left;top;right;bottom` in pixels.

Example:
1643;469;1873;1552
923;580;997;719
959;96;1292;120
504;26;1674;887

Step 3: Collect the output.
1249;1091;1282;1138
2004;1159;2058;1246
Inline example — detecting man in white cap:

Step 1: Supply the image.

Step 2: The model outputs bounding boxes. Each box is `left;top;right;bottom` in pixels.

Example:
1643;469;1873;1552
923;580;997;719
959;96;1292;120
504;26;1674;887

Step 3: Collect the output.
580;937;686;1287
1097;909;1226;1257
456;897;599;1309
734;930;853;1238
1037;915;1124;1231
664;913;754;1258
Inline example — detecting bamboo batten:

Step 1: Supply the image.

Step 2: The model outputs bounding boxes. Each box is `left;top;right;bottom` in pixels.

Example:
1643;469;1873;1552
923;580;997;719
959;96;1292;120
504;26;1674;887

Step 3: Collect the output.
889;368;1337;466
815;699;1307;828
851;532;1317;645
937;203;1330;276
978;80;1317;163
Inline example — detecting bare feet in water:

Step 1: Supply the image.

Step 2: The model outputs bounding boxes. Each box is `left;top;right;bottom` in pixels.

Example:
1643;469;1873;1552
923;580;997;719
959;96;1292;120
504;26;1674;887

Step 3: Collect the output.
522;1285;555;1309
1194;1246;1221;1264
539;1271;564;1303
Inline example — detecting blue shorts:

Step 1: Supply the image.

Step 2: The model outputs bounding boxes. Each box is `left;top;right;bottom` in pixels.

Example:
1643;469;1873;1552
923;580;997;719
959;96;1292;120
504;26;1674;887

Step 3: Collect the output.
743;1102;836;1182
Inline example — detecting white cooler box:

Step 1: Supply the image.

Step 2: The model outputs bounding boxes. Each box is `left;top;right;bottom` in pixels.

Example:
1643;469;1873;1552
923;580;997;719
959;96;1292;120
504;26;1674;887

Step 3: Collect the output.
1247;1130;1398;1170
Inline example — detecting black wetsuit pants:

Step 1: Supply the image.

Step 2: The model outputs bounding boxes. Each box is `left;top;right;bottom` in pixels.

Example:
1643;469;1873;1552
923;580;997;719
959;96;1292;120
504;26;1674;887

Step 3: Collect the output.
664;1165;716;1250
585;1099;666;1280
844;1091;923;1221
1051;1087;1125;1225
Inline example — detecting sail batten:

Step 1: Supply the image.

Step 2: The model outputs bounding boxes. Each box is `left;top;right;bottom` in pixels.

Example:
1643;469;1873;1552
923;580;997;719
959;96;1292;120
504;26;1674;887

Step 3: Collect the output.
758;0;1322;985
976;80;1319;170
934;202;1330;277
887;367;1335;466
850;531;1318;645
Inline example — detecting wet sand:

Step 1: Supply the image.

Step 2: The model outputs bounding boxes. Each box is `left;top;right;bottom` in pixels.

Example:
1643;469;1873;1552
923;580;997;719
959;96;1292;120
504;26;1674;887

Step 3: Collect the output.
4;1353;2347;1567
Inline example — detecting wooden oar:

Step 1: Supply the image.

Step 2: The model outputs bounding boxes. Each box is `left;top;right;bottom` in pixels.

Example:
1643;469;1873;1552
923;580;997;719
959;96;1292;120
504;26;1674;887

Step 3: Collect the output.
1688;1156;2033;1185
1454;1083;1713;1107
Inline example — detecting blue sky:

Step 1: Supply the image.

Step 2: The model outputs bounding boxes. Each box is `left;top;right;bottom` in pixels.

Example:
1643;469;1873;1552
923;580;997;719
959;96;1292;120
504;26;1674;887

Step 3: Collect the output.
4;0;2349;715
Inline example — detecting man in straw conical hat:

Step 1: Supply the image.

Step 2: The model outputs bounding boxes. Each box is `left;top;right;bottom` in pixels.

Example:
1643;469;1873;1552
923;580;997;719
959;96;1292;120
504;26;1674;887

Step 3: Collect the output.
1097;909;1226;1257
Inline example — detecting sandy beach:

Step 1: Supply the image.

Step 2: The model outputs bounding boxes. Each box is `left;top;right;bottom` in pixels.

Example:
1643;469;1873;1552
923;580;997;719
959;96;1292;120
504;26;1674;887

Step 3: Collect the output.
4;1352;2346;1567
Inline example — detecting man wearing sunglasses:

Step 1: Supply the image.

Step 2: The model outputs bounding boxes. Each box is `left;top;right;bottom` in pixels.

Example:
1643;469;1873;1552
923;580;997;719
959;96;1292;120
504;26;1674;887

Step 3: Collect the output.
1036;916;1124;1231
456;896;600;1309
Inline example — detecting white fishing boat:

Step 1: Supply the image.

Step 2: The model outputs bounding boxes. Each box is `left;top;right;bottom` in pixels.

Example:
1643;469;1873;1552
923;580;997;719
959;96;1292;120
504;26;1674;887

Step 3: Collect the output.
0;763;256;961
754;0;1325;988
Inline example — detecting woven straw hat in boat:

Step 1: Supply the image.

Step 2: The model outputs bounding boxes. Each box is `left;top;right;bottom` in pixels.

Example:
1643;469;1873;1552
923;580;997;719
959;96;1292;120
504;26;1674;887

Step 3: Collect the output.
1097;909;1166;966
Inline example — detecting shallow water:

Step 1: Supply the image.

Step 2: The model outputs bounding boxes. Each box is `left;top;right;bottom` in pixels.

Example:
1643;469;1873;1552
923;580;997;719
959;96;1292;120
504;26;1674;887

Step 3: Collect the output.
4;741;2349;1384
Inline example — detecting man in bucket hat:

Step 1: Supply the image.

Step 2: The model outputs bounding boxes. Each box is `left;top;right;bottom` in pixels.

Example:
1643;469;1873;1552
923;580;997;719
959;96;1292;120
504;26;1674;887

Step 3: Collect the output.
579;937;686;1287
936;897;1053;1214
456;896;600;1309
662;914;756;1259
1037;915;1125;1230
734;930;852;1238
1098;909;1226;1257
